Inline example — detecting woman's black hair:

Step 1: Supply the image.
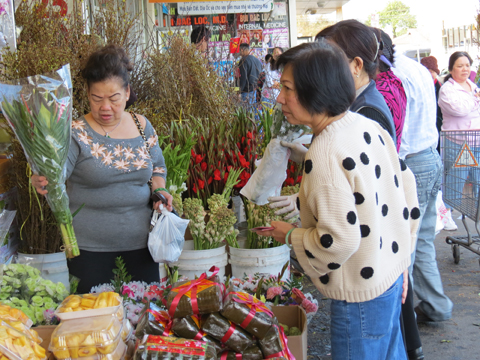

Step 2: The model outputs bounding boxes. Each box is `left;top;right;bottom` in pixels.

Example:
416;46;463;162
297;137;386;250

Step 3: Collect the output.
273;40;355;117
265;54;273;63
270;47;283;65
82;45;133;89
444;51;473;82
315;19;380;80
372;28;395;73
191;25;212;45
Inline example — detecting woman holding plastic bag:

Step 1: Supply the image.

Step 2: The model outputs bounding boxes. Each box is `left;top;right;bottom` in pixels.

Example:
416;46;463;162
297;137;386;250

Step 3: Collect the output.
31;45;173;293
258;41;420;360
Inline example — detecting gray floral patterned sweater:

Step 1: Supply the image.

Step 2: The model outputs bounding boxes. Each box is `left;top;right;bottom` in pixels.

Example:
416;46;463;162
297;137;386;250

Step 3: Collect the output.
66;116;166;252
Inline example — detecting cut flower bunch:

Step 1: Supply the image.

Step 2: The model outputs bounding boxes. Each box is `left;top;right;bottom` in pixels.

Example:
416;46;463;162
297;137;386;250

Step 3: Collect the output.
0;65;79;257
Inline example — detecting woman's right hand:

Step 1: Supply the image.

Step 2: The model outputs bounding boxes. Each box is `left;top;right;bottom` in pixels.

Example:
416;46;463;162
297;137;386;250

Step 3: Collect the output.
31;175;48;195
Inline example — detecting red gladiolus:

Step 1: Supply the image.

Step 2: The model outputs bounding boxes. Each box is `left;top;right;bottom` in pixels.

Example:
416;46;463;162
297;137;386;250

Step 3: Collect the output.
290;165;295;173
195;154;204;164
246;131;253;139
296;176;303;183
242;136;245;143
247;139;251;146
198;179;205;190
192;183;197;193
285;178;294;186
227;165;232;172
224;172;229;183
208;177;213;185
214;169;222;181
191;149;196;157
201;162;207;172
240;171;251;181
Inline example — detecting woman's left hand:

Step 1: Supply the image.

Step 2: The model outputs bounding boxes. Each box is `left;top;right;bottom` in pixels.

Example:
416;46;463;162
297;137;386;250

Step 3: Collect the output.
153;191;173;212
259;221;295;244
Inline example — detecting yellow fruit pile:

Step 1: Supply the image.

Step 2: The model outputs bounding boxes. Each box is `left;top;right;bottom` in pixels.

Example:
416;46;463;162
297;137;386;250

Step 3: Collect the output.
1;320;41;345
0;323;46;360
0;305;32;328
58;292;120;313
51;333;118;359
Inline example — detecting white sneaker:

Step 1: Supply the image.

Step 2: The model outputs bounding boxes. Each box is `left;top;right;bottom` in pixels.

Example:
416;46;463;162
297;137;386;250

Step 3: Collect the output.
444;209;458;231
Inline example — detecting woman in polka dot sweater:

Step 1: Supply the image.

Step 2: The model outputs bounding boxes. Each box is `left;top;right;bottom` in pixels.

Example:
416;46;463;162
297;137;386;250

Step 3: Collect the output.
260;41;420;360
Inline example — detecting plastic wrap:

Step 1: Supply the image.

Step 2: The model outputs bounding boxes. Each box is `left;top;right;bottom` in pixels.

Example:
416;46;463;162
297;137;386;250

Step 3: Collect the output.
0;321;46;360
0;303;33;328
167;278;223;319
221;292;274;340
0;210;16;249
134;335;217;360
0;65;79;257
49;315;123;359
121;318;134;342
55;292;123;321
172;315;223;354
135;302;174;340
1;319;42;344
0;0;16;51
148;208;188;263
219;345;263;360
202;313;254;353
258;326;294;360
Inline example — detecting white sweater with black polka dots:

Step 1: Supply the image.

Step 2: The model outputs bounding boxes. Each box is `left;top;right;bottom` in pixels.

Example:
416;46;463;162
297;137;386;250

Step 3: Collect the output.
291;111;420;303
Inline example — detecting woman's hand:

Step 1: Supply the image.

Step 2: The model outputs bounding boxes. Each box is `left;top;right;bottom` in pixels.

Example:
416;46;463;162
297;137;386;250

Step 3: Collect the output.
31;175;48;195
153;191;173;212
259;221;295;244
402;269;409;305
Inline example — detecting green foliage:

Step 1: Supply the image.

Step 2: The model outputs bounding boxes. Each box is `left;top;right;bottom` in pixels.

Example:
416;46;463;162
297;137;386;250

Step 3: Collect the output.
368;1;417;38
111;256;132;294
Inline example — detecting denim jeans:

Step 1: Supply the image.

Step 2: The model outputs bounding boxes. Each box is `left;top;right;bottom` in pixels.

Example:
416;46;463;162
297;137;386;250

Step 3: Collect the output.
405;145;453;321
331;274;406;360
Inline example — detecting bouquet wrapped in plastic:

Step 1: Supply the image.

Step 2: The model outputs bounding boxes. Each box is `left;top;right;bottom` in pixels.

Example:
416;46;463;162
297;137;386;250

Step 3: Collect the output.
240;105;310;205
0;65;79;257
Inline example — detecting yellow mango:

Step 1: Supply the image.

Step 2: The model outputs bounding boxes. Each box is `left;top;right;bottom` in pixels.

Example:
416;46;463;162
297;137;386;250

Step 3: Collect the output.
53;349;70;359
80;298;96;309
78;346;97;357
33;343;46;358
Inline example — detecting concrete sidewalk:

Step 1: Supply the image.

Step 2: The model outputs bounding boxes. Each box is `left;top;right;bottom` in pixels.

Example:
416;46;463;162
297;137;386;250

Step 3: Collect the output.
305;213;480;359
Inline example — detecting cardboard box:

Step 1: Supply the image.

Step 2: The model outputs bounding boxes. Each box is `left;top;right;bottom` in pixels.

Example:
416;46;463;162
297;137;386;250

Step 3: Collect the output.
272;305;308;360
34;325;56;360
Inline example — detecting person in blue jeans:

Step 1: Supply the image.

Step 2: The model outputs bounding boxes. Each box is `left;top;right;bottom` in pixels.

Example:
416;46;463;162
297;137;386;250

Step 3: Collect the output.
237;43;262;113
262;40;420;360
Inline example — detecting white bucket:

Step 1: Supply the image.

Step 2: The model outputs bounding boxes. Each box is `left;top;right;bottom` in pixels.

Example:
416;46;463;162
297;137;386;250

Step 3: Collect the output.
229;244;290;281
171;240;228;280
17;252;70;289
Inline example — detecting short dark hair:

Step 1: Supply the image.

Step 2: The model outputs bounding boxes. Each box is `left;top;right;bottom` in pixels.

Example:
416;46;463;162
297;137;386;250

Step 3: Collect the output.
82;45;133;89
273;40;355;117
191;25;211;44
445;51;473;82
315;19;380;80
265;54;273;63
240;43;250;51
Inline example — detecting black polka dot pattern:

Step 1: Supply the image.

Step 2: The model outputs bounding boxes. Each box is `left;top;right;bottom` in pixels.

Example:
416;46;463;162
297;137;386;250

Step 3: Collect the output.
400;159;407;171
360;152;370;165
328;263;341;270
375;165;381;179
354;192;365;205
305;250;315;259
364;132;371;144
411;207;420;220
394;175;399;188
376;193;378;205
382;204;388;217
378;135;385;145
360;225;371;238
403;207;409;220
296;197;301;211
343;157;356;171
305;160;313;174
361;267;374;279
347;211;357;225
392;241;399;253
380;237;383;249
319;274;329;284
320;234;333;248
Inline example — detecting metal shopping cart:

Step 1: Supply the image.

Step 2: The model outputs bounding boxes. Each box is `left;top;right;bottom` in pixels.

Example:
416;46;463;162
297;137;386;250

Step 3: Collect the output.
441;130;480;266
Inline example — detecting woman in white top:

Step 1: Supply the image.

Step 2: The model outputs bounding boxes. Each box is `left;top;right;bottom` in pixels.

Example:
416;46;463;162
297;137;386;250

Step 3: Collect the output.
261;47;283;110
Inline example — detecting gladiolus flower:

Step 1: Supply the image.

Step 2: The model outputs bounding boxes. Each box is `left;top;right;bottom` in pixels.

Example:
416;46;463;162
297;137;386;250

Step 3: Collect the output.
301;299;318;314
214;169;221;181
266;286;283;300
242;136;245;143
191;149;196;157
290;165;295;173
227;166;232;172
296;176;303;183
224;172;229;182
285;178;294;186
195;154;204;164
193;184;197;193
198;179;205;190
208;177;213;185
201;162;207;171
291;288;306;304
246;131;253;139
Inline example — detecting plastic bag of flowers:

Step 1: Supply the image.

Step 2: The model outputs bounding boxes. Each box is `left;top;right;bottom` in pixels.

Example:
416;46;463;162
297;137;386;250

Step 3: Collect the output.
172;315;223;355
201;312;254;353
240;105;310;205
134;335;217;360
135;302;174;340
221;292;275;339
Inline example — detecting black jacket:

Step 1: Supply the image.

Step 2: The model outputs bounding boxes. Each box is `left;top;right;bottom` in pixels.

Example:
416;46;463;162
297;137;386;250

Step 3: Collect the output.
239;55;262;93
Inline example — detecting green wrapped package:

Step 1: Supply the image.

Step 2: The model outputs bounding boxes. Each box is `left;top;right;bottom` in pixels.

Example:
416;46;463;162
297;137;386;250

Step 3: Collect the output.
167;279;223;319
202;312;254;353
258;326;286;358
134;335;217;360
219;345;263;360
172;315;223;354
136;302;174;339
221;292;274;339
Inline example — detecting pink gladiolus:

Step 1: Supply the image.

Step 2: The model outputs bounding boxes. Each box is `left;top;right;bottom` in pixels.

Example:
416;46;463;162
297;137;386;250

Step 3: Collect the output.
301;299;318;314
266;286;283;300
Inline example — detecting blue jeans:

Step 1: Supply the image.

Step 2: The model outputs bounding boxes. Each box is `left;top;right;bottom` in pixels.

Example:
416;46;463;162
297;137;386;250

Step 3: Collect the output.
331;275;406;360
405;145;453;321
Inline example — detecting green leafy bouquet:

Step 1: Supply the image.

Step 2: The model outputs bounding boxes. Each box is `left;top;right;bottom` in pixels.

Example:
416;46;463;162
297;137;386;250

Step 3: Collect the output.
0;65;79;257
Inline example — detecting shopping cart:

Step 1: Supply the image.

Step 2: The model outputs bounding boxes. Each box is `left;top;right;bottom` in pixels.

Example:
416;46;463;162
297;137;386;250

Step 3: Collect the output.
441;130;480;266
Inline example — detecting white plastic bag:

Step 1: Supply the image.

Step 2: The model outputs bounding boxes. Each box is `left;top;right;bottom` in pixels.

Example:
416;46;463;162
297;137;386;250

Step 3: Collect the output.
435;190;448;234
148;207;189;263
240;139;290;205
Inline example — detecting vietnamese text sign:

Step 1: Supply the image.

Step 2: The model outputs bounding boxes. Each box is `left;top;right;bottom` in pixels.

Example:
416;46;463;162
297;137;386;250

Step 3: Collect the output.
177;0;273;15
